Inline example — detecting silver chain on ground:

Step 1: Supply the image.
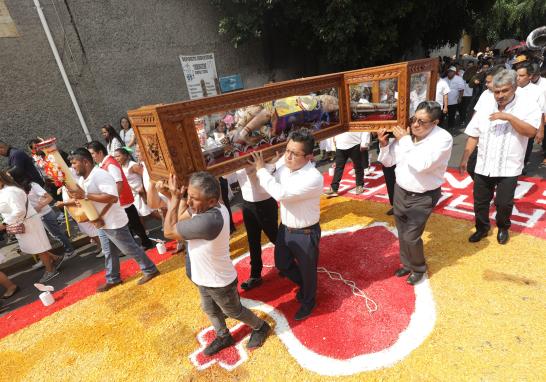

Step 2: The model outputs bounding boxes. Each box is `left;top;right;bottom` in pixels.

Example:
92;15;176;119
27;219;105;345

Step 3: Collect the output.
263;264;378;314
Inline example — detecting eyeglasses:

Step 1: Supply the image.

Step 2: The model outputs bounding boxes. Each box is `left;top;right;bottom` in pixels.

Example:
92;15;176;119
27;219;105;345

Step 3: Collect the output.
410;117;433;126
284;149;306;158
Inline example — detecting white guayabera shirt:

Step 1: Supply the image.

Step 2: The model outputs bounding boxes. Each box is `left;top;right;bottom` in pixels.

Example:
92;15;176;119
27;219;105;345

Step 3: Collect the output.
464;94;542;177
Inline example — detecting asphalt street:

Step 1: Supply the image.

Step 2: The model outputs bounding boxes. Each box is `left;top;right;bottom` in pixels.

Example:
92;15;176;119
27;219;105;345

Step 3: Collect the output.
0;127;544;316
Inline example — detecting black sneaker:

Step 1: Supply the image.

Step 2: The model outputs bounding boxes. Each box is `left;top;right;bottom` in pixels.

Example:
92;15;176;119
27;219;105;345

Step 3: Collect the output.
247;321;271;349
203;334;234;356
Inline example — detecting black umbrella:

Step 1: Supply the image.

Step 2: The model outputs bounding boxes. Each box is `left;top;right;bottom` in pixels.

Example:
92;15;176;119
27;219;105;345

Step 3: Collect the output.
494;39;521;52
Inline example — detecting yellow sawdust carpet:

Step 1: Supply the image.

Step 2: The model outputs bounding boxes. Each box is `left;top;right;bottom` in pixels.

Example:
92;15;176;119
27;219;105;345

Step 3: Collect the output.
1;196;544;381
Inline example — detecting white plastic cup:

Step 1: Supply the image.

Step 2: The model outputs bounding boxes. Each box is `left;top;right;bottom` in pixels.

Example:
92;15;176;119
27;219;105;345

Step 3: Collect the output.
156;242;167;255
39;291;55;306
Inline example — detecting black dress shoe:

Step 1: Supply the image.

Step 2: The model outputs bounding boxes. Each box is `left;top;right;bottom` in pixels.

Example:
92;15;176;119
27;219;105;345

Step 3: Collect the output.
241;277;263;291
407;272;424;285
497;229;509;245
394;267;411;277
468;230;489;243
294;304;315;321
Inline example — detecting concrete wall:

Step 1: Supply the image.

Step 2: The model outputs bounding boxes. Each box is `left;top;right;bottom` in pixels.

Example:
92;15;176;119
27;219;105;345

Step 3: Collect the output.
0;0;301;161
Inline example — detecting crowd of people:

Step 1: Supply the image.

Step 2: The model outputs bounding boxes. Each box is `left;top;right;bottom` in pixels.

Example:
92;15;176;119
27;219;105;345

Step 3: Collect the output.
0;43;544;357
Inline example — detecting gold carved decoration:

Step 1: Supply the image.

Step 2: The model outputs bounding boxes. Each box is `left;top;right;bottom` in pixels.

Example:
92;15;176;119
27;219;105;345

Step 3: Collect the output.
128;58;439;181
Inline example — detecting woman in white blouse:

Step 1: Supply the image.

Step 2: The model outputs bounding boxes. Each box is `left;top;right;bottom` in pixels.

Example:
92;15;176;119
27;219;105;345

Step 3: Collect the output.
119;117;137;154
100;124;124;156
0;171;63;283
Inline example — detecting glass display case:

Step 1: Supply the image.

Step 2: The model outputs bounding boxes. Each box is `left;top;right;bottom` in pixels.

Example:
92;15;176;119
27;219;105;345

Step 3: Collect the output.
128;58;438;181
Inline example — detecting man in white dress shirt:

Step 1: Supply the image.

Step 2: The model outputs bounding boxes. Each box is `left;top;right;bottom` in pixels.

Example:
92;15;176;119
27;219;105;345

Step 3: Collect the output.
446;66;466;130
250;129;323;320
459;69;542;245
235;166;278;290
436;77;450;128
515;62;546;170
324;132;368;197
529;63;546;163
378;101;453;285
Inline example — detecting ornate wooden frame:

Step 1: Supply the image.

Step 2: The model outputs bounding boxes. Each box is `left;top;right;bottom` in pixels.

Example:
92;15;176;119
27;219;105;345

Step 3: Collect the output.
128;58;439;181
344;62;407;132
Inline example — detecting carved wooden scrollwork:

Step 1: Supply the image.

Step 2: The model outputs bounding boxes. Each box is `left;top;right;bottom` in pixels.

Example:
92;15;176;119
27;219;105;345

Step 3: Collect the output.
128;58;438;180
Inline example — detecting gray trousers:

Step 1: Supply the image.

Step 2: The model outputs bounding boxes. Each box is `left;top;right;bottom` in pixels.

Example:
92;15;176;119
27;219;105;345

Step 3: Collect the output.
393;184;441;273
198;279;263;337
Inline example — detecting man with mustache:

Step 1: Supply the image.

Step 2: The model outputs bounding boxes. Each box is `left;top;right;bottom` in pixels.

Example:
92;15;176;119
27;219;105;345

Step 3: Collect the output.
460;69;542;245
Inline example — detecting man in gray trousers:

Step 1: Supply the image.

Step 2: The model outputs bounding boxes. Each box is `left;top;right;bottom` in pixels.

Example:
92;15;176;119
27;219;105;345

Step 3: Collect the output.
378;101;453;285
163;171;270;356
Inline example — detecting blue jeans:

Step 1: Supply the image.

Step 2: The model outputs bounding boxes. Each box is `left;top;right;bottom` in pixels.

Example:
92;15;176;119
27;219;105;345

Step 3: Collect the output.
98;224;158;284
41;209;74;253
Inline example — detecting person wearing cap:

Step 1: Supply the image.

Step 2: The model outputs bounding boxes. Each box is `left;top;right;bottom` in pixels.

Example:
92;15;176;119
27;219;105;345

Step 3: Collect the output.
445;66;466;130
460;69;542;245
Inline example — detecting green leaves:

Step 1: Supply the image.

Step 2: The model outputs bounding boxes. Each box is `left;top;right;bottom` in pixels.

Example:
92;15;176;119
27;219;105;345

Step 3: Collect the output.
209;0;543;72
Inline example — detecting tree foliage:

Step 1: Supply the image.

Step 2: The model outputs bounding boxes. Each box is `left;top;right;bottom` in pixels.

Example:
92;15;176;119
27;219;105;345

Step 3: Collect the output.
469;0;546;44
210;0;489;72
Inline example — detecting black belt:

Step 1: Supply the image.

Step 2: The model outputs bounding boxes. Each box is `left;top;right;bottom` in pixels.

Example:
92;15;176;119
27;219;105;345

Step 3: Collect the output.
282;223;320;234
398;185;441;197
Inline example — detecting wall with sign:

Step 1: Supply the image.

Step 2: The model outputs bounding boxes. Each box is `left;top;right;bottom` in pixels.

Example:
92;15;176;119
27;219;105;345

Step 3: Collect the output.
0;0;303;154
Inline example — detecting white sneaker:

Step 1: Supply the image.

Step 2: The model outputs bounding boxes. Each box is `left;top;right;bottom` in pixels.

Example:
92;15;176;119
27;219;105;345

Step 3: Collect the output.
95;251;105;258
39;270;59;283
31;260;45;270
364;167;373;176
64;251;77;260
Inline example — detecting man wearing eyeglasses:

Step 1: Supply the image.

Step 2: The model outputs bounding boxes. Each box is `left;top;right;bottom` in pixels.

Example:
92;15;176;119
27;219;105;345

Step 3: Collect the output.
460;69;541;245
250;128;323;320
377;101;453;285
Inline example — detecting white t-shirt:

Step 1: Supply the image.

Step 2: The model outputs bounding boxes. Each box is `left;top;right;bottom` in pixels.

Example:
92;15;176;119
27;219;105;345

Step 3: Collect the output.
177;204;237;287
446;75;466;105
533;76;546;95
464;93;542;177
518;83;546;113
474;89;494;113
78;167;128;229
334;132;368;150
436;79;450;108
28;182;52;217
